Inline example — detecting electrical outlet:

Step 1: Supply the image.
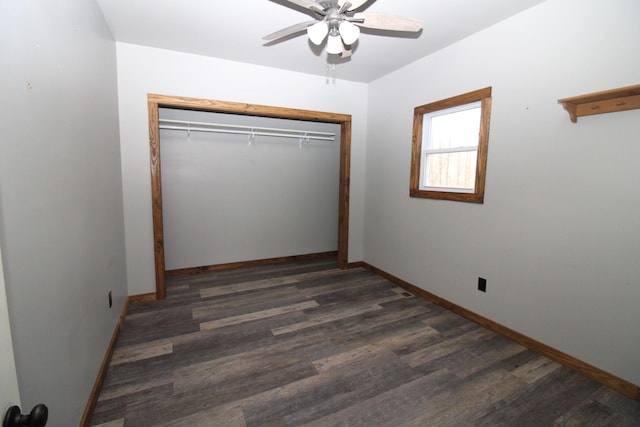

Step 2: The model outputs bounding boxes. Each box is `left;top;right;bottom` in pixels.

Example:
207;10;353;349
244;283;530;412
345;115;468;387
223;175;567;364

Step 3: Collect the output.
108;291;113;308
478;277;487;292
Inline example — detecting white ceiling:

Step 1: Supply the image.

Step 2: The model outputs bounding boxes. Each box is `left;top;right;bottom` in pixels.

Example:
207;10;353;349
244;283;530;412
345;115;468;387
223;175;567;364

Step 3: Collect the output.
97;0;546;83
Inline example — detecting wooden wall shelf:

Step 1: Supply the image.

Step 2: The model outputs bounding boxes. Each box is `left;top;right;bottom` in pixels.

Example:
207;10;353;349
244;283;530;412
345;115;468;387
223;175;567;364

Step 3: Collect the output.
558;84;640;123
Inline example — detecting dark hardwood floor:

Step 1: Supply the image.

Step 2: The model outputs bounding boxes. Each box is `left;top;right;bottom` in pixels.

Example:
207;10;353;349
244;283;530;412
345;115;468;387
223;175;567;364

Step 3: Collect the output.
90;257;640;426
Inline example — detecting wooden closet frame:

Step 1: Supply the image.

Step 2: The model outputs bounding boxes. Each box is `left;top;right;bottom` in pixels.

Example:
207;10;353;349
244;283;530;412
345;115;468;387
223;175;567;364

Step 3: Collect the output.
147;94;352;299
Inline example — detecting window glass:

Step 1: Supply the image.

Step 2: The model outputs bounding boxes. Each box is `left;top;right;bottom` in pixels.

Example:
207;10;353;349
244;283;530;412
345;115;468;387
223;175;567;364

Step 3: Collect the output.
422;103;481;192
427;105;481;150
423;151;478;190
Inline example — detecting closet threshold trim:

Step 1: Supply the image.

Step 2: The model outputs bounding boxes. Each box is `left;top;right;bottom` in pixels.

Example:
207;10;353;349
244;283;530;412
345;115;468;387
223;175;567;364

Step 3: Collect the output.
159;119;335;142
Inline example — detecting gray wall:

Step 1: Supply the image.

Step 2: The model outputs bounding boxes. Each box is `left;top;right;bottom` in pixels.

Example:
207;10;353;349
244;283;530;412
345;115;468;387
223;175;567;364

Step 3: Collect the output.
364;0;640;386
160;109;341;270
0;1;127;425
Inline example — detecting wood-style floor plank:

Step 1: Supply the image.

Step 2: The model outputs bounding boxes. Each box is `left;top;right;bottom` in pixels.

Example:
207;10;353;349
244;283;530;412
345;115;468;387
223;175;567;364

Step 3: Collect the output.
89;256;640;426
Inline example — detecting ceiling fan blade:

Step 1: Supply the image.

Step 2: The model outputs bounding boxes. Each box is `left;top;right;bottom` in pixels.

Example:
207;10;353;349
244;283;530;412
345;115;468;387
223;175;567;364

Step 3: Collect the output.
353;12;423;32
263;20;317;41
341;47;352;59
278;0;324;12
338;0;370;11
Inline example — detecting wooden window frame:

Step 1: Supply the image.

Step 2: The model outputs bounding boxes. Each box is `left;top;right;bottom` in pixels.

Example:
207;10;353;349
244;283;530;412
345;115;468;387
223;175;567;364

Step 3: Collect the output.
410;87;492;203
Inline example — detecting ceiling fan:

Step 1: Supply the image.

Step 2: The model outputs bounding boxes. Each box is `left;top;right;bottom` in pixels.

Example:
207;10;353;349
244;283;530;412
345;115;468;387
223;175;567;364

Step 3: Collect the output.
264;0;423;58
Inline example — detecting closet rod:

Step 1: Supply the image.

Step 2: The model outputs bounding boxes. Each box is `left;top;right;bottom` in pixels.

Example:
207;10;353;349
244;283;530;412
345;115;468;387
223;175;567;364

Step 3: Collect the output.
158;119;335;142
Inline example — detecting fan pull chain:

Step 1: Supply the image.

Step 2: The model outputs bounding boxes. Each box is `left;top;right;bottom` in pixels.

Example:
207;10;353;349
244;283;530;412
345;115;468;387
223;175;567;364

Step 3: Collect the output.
325;63;336;84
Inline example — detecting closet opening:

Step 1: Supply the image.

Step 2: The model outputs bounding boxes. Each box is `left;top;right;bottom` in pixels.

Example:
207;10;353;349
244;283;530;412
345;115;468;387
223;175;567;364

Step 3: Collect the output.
148;94;352;299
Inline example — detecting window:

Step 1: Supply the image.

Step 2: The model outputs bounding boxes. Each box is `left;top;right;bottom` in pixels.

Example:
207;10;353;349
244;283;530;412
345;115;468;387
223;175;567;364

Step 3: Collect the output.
410;87;492;203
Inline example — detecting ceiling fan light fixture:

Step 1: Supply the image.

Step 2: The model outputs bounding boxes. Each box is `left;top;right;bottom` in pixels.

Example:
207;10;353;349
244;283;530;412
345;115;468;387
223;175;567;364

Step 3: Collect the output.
266;0;425;60
326;33;344;54
307;21;329;45
338;21;360;45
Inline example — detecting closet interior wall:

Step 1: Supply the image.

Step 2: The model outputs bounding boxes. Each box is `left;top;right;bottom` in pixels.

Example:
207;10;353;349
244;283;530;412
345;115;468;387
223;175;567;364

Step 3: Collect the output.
159;108;341;271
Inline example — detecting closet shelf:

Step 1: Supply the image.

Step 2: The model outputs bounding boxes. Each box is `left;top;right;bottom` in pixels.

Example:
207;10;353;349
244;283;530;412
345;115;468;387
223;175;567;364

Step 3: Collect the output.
558;84;640;123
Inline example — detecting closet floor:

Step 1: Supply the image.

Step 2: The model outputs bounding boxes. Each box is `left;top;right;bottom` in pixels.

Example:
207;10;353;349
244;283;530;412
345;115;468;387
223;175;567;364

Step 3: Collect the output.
89;257;640;426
